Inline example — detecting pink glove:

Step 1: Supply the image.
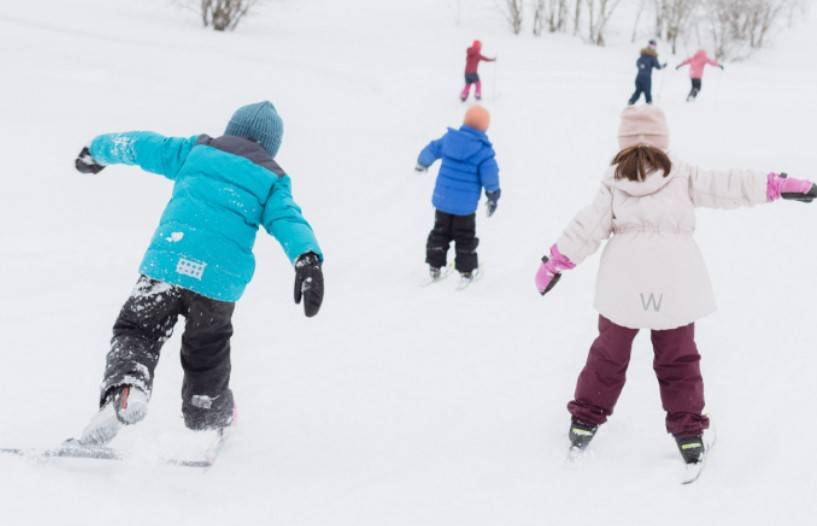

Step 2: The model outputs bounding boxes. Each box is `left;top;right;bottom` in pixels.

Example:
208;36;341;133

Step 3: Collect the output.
535;244;575;296
767;172;817;203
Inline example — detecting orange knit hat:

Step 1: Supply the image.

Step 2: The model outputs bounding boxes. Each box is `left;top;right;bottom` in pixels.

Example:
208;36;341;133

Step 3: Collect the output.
464;105;491;132
618;105;669;151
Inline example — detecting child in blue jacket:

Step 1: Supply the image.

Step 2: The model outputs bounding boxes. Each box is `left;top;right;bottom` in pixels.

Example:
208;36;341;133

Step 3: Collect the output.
415;105;501;282
73;101;324;444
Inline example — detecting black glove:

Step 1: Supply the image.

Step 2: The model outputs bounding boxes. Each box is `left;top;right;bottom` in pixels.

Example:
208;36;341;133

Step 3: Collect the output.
415;163;428;173
779;173;817;203
797;185;817;203
75;146;105;174
720;65;725;71
294;252;323;318
675;64;681;70
485;189;501;218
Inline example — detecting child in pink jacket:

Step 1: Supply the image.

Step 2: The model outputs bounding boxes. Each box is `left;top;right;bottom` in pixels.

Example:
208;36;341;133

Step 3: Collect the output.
676;49;723;102
535;106;816;466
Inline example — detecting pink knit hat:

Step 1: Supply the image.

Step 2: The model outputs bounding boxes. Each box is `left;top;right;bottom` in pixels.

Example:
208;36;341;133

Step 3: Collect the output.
618;106;670;151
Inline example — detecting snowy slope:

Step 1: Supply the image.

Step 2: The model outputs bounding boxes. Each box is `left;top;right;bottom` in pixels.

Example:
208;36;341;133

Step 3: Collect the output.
1;1;815;525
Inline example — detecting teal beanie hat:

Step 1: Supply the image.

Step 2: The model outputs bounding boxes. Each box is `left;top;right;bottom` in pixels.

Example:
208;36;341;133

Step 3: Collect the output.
225;101;284;157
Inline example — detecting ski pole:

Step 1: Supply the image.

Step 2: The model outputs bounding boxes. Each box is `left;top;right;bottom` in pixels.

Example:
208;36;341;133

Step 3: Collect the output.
492;56;498;102
657;68;667;102
714;67;723;111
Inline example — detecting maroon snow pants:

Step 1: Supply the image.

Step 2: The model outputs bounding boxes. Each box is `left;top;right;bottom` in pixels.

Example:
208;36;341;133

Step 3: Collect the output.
567;315;710;437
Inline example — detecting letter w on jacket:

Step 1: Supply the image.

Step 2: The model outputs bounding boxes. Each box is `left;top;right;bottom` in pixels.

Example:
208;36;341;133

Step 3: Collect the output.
416;126;500;216
90;131;322;302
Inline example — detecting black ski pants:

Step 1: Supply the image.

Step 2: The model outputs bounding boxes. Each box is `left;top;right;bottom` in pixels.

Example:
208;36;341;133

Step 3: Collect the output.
426;210;479;273
687;78;702;100
628;76;653;105
102;275;235;430
464;72;480;85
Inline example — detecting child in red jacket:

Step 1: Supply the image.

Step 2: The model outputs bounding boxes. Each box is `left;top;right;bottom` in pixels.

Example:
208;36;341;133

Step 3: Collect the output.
460;40;495;102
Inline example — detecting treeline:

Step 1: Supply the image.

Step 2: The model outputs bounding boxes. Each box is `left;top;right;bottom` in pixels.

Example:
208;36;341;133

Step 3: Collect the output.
500;0;807;58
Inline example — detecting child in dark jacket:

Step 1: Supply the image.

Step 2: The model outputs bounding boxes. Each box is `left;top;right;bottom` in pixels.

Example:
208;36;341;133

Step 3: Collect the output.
73;101;325;445
628;40;667;105
415;105;501;283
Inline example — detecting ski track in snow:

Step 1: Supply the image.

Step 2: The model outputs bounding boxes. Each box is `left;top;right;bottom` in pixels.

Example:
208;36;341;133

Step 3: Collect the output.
1;0;816;525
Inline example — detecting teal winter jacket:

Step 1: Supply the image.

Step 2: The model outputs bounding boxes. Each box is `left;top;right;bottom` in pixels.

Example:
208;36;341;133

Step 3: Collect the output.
90;131;323;302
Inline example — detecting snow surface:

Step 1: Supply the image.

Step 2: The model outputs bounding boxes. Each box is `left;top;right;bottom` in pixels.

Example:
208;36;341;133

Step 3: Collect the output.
1;1;816;525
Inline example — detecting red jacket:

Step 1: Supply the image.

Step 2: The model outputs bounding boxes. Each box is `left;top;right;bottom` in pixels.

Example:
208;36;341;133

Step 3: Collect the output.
465;45;494;74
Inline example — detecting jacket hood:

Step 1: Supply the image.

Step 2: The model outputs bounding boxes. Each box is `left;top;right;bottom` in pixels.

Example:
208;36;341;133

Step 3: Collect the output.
694;49;708;60
640;47;658;57
605;167;675;197
441;126;491;161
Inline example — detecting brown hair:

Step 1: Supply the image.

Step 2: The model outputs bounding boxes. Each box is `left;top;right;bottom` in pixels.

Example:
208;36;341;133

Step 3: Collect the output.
611;145;672;182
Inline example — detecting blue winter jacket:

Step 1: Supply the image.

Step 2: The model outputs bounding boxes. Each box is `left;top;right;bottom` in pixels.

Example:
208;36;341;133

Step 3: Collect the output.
417;126;500;216
90;132;322;303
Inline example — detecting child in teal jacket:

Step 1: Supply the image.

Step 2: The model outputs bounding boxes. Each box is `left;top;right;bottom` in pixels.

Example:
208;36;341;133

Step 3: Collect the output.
74;101;324;444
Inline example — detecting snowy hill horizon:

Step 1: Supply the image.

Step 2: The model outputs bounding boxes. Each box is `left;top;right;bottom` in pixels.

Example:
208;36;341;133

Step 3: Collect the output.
1;1;815;525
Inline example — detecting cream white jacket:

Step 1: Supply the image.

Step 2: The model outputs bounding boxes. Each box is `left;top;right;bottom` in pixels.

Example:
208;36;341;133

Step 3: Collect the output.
557;159;768;330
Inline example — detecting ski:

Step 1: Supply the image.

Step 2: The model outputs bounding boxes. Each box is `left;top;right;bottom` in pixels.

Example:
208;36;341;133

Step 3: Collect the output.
455;268;482;291
169;427;230;468
0;441;122;462
0;428;230;468
566;445;586;463
420;262;454;287
681;458;706;484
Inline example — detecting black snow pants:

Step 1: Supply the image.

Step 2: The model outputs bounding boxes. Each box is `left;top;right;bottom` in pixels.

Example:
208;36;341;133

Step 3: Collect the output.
426;210;479;273
102;275;235;430
628;76;653;105
687;78;702;100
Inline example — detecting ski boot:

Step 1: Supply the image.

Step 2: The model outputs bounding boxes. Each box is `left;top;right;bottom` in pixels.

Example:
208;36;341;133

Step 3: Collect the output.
79;385;149;446
569;420;598;451
422;265;452;287
675;434;705;464
456;271;473;289
183;389;235;431
456;268;481;290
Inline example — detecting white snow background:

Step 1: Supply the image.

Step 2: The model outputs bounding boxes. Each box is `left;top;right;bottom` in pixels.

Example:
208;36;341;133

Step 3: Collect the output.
1;1;815;525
